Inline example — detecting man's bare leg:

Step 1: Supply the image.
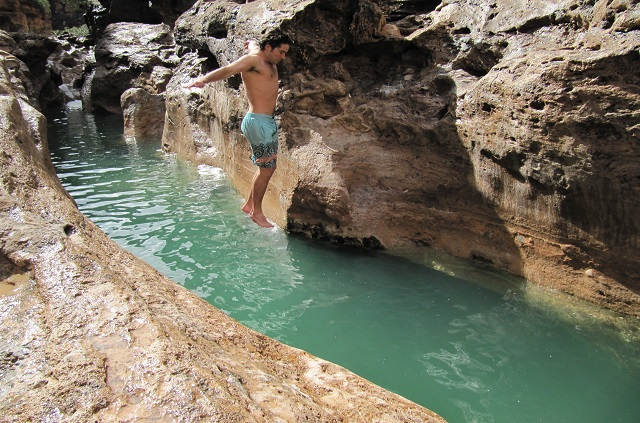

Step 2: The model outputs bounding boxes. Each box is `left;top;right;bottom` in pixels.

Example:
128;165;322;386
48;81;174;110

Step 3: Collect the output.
241;170;258;215
250;166;276;228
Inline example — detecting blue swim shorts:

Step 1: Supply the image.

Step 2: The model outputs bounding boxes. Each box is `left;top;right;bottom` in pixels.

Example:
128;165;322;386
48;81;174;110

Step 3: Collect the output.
240;113;278;168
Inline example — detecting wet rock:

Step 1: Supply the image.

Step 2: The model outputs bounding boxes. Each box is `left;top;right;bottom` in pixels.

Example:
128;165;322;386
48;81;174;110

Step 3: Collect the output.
0;0;52;34
162;0;640;316
0;34;446;423
90;22;179;114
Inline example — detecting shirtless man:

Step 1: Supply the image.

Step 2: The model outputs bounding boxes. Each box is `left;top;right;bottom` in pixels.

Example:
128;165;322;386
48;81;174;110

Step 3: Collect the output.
185;34;291;228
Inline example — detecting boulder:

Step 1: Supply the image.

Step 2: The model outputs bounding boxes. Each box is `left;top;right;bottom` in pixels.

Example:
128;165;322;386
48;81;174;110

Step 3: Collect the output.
162;0;640;316
0;36;445;423
90;22;178;114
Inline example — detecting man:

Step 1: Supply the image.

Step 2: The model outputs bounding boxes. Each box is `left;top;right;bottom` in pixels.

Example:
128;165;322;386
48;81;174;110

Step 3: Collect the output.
185;34;291;228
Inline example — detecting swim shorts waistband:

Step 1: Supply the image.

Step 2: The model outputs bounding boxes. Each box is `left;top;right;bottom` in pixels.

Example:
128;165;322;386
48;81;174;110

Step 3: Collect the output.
245;112;275;120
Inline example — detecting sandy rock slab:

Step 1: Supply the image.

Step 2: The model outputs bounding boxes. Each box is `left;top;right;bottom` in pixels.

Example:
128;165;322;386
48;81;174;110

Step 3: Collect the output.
0;40;445;423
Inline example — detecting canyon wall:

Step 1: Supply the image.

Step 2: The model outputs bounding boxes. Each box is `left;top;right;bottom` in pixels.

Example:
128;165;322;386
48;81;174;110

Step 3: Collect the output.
0;0;52;33
0;29;445;423
160;0;640;316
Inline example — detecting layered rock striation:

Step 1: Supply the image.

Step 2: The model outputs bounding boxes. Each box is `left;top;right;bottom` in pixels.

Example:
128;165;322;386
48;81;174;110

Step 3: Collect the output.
0;0;52;34
161;0;640;316
0;30;445;423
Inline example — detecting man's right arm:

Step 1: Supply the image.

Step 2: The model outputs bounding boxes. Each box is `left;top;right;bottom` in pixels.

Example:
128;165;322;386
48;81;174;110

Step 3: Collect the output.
185;54;255;88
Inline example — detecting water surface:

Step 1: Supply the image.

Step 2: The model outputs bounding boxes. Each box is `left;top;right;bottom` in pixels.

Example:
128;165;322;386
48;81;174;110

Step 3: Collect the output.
48;102;640;423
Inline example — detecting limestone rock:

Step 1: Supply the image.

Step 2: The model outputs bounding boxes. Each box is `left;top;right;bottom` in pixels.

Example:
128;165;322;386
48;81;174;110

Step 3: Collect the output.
121;87;166;140
0;37;445;423
91;22;179;114
10;32;63;109
162;0;640;316
47;35;95;101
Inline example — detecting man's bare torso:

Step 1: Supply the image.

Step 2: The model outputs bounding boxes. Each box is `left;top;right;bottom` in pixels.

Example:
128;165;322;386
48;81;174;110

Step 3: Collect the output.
241;55;279;115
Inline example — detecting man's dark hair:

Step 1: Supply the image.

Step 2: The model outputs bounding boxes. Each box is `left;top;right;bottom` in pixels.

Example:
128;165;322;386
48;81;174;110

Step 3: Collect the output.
260;33;292;50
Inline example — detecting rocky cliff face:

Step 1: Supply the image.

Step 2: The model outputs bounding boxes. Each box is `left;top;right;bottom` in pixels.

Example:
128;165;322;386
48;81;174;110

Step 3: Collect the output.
92;0;197;26
0;0;52;33
90;22;179;114
161;0;640;316
0;29;445;423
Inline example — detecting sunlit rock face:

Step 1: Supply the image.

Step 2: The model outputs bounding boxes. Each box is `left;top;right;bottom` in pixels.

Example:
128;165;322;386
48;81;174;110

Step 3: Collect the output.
0;31;446;423
90;22;179;114
0;0;52;34
162;0;640;316
121;86;166;140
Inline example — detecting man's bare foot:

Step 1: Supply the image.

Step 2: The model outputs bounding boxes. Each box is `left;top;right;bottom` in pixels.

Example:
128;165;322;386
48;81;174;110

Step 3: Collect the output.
250;213;274;228
241;203;252;215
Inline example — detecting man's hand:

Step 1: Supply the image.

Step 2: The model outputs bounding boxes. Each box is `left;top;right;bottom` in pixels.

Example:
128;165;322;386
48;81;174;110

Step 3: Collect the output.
184;78;206;89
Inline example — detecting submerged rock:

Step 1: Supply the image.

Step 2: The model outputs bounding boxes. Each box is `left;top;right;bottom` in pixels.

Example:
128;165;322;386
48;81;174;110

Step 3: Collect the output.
161;0;640;316
0;34;445;423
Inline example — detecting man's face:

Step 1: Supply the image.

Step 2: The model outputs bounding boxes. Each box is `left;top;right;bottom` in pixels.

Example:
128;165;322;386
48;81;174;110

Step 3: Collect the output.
266;43;289;64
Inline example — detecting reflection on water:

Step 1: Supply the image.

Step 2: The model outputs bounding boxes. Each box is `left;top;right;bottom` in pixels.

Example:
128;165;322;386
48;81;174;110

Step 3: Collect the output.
47;102;640;423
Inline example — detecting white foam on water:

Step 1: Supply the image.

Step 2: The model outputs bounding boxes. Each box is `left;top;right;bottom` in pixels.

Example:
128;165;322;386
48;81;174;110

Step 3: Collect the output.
197;165;225;178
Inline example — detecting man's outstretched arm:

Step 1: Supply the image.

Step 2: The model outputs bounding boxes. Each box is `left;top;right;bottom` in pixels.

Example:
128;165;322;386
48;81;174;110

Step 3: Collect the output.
185;54;255;88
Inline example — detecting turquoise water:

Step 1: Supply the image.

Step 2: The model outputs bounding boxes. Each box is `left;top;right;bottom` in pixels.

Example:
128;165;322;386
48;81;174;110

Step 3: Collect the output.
47;102;640;423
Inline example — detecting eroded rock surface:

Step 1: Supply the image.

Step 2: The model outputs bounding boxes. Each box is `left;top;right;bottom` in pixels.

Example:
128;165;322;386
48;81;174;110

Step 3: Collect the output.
161;0;640;316
90;22;179;114
0;0;52;34
0;34;445;423
9;32;64;109
121;86;166;140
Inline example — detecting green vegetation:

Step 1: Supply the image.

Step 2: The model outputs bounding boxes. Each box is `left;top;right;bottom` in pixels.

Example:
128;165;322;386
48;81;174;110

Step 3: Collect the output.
60;0;102;8
54;24;90;37
33;0;51;16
